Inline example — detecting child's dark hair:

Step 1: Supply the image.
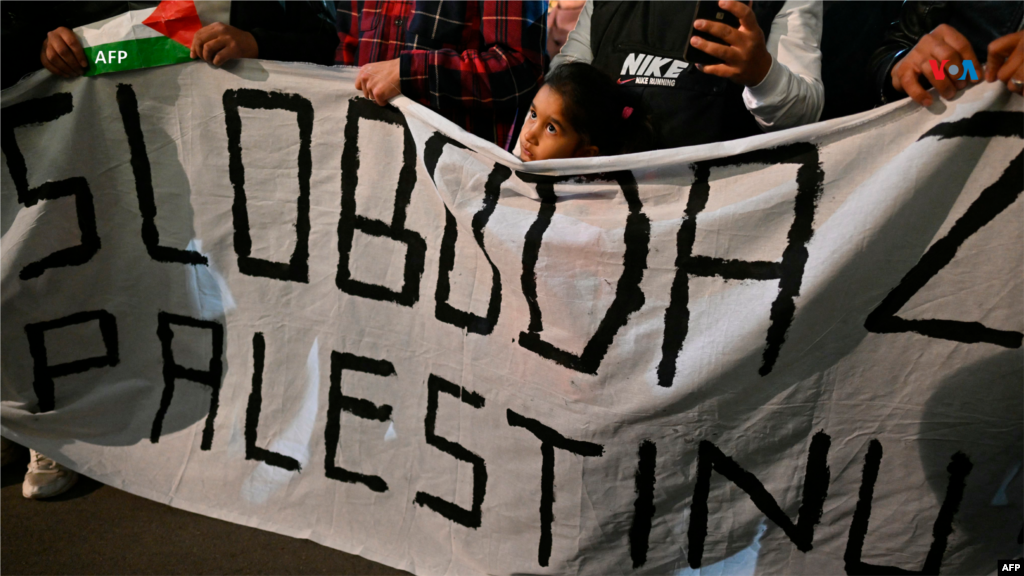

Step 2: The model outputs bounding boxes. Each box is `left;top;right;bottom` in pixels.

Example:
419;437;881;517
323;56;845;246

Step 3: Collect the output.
544;62;655;156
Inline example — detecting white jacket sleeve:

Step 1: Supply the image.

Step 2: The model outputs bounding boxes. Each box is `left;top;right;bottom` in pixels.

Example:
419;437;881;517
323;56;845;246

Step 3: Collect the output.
549;0;594;73
742;0;824;130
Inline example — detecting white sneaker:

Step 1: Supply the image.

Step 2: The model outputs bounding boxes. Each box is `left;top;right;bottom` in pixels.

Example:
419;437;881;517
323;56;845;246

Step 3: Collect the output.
0;437;14;467
23;449;78;499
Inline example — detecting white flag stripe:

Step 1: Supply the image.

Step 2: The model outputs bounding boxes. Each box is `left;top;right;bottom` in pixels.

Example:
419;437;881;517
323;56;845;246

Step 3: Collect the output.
75;7;161;49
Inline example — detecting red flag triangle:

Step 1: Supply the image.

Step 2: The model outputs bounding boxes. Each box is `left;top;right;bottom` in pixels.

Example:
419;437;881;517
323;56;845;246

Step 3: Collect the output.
142;0;203;49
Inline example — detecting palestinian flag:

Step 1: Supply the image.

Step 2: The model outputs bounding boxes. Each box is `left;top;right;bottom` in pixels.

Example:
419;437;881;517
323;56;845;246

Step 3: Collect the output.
75;1;203;76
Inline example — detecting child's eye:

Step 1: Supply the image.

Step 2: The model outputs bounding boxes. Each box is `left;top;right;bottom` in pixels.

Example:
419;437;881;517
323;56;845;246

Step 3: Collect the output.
546;123;557;134
529;110;537;119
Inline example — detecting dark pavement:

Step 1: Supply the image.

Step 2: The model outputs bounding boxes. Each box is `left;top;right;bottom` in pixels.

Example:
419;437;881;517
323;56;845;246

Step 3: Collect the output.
1;446;410;575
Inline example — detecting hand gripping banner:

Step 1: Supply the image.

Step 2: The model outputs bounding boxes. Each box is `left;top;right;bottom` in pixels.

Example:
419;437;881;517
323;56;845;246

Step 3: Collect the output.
1;61;1021;575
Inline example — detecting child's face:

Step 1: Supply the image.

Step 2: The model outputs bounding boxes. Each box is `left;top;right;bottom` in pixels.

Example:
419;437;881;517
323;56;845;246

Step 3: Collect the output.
519;85;597;161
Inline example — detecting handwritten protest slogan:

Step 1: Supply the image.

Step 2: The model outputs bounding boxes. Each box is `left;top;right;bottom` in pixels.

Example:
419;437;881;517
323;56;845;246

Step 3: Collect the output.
1;62;1021;575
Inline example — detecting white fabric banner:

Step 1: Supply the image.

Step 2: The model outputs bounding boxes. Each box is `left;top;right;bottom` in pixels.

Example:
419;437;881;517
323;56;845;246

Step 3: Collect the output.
2;61;1021;575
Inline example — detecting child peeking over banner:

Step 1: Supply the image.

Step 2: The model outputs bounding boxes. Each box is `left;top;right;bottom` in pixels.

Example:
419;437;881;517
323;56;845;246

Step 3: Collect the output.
518;63;656;162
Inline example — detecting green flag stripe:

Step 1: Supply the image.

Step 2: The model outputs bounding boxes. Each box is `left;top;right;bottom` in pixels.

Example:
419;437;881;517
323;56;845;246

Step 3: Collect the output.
83;37;191;77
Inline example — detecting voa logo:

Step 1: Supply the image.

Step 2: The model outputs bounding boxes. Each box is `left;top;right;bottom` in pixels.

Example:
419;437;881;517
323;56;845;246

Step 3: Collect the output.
619;53;689;87
929;59;979;81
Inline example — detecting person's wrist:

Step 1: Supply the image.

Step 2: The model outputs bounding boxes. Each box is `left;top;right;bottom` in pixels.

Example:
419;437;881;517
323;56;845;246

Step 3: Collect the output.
747;49;773;87
399;52;421;97
883;49;909;103
242;30;258;59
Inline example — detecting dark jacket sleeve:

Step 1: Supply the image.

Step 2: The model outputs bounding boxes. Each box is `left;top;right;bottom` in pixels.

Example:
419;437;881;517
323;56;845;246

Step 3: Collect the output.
231;1;340;66
868;2;952;105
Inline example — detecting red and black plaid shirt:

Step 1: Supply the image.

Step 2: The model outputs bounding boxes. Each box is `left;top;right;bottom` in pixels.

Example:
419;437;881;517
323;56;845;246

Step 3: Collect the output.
336;1;547;149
